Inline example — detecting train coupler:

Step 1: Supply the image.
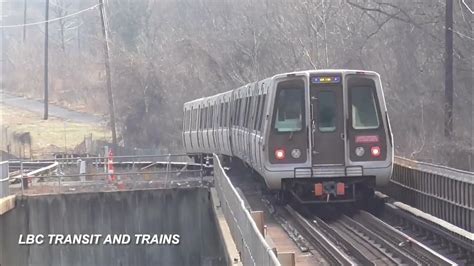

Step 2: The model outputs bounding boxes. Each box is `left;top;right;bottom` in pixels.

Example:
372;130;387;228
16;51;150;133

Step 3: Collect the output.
283;178;359;204
314;182;347;198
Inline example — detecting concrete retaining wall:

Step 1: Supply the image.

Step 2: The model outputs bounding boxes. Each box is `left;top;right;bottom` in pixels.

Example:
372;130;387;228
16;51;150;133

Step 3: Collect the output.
0;188;225;266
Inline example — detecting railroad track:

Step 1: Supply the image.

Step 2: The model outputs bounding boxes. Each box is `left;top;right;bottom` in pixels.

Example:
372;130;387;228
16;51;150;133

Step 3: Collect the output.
379;201;474;265
286;205;455;265
284;205;355;265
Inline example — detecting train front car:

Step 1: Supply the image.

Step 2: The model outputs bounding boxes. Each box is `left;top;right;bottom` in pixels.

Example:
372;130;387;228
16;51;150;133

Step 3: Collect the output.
264;70;393;204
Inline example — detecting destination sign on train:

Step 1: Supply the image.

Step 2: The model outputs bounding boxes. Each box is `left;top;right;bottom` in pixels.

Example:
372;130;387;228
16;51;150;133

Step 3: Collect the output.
311;76;341;84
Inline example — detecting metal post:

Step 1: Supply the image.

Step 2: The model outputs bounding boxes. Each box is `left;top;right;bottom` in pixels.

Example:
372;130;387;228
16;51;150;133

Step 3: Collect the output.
79;159;86;182
104;146;109;173
20;159;24;195
444;0;454;138
43;0;49;120
165;154;171;188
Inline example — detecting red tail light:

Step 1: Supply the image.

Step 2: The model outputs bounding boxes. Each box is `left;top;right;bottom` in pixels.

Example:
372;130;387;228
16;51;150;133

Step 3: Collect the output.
356;135;379;143
371;146;381;157
336;182;345;196
314;183;323;196
274;148;286;160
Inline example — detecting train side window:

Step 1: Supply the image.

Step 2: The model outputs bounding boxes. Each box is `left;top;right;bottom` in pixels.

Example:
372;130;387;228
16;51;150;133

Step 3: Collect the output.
233;100;238;126
244;97;250;128
318;91;336;132
202;107;207;129
254;95;261;131
211;106;214;129
248;96;253;129
200;107;203;129
259;94;266;131
218;103;224;127
351;87;380;129
239;98;244;127
243;97;247;127
248;96;254;130
273;81;305;133
203;107;206;129
217;103;220;127
242;97;247;128
194;109;198;130
250;95;256;130
237;98;242;126
199;108;203;129
188;110;192;131
208;106;212;129
186;110;189;131
185;110;188;131
225;102;229;127
209;106;212;129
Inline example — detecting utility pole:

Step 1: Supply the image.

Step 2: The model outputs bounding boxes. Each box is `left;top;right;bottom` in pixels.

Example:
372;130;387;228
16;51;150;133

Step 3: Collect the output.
23;0;27;42
98;0;117;151
1;2;4;94
43;0;49;120
444;0;453;138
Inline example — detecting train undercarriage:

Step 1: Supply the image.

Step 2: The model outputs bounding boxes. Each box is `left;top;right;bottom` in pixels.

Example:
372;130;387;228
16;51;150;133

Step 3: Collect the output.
278;176;376;206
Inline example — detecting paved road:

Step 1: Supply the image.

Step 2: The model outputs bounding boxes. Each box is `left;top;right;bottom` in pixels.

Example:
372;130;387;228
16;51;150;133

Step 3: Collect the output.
0;90;103;124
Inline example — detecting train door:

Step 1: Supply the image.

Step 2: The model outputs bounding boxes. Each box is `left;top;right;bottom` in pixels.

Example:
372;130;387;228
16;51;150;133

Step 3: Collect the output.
252;83;262;170
257;84;267;171
249;85;257;167
310;75;345;165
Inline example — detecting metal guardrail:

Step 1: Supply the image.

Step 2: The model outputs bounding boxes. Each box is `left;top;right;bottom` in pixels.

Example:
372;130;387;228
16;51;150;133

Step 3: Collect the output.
0;161;9;197
7;154;208;196
391;156;473;232
213;154;280;266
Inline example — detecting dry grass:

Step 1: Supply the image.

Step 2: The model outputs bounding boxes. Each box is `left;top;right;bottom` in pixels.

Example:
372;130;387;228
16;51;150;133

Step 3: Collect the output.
1;105;111;158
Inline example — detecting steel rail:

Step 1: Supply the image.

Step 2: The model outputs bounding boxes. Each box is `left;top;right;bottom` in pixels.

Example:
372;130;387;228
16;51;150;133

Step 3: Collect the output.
285;205;356;266
382;202;473;264
337;214;419;265
354;210;456;265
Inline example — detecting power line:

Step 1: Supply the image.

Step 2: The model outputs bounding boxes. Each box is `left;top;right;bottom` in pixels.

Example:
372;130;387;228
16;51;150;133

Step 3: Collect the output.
461;0;474;14
0;3;100;29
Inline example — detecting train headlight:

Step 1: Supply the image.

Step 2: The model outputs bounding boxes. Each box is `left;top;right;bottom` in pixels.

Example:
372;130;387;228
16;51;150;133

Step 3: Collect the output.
291;148;301;159
371;146;381;157
275;149;286;160
355;147;365;157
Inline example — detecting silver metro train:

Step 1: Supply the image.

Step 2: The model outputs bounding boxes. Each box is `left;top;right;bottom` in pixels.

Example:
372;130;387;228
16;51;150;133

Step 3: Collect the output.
183;69;393;204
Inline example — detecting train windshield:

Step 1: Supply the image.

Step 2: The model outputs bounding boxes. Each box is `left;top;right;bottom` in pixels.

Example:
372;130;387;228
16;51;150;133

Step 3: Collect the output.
351;86;380;129
273;80;305;132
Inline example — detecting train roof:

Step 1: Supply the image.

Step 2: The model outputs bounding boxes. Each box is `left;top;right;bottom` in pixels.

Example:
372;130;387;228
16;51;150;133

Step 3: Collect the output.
184;69;380;106
272;69;379;78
